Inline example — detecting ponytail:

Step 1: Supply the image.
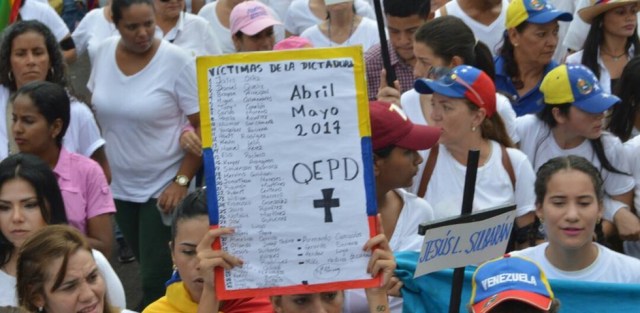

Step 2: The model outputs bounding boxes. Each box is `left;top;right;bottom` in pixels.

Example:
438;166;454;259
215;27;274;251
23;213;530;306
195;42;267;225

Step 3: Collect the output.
474;41;496;80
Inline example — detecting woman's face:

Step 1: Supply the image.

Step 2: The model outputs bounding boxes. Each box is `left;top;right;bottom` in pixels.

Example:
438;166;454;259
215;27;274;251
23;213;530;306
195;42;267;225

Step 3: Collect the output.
171;215;209;302
509;21;559;66
10;31;50;89
603;4;638;39
375;147;423;189
116;3;156;54
412;41;449;79
430;93;481;146
0;178;46;248
555;106;605;140
272;292;344;313
154;0;184;21
537;169;602;252
12;94;61;155
38;249;105;313
233;27;276;52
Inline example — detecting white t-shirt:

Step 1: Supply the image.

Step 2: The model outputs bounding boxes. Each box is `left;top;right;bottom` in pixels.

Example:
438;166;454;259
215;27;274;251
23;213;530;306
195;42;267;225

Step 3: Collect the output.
344;189;434;313
516;115;634;220
547;0;581;62
155;12;223;57
300;17;380;51
0;86;105;160
19;0;70;42
284;0;375;35
261;0;294;27
401;90;520;144
516;115;633;191
88;38;199;202
566;47;635;94
435;0;508;56
0;250;126;309
512;242;640;283
62;98;105;157
72;7;119;62
198;1;285;54
409;141;535;219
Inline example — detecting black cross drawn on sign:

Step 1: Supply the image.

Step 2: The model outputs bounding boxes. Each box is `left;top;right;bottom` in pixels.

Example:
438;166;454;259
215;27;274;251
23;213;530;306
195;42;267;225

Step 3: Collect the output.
313;188;340;223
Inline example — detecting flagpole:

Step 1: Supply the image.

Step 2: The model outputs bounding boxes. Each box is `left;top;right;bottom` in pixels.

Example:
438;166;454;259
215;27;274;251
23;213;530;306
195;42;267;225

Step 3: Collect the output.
448;149;479;313
371;0;396;87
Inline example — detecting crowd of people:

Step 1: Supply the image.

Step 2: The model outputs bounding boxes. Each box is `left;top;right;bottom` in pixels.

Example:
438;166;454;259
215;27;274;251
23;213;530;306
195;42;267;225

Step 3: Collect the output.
1;0;640;312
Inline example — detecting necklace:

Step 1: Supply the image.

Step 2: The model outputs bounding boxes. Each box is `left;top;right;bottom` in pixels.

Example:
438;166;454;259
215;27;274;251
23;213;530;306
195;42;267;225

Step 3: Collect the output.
327;15;356;47
601;48;627;62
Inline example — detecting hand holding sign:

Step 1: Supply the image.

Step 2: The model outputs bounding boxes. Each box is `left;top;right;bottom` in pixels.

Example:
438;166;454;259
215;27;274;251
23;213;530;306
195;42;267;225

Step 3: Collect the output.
376;69;402;105
362;216;394;313
197;227;244;281
195;227;243;313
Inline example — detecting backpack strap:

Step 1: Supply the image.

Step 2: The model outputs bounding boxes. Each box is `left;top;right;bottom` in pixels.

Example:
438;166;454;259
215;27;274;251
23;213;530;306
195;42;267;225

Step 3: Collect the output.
501;145;516;191
417;145;439;198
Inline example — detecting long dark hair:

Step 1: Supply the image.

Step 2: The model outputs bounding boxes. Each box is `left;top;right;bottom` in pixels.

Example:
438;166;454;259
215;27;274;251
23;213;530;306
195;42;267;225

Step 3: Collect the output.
581;14;640;79
414;16;495;79
0;20;66;92
0;154;67;268
536;104;627;175
498;23;530;89
11;81;71;147
608;56;640;141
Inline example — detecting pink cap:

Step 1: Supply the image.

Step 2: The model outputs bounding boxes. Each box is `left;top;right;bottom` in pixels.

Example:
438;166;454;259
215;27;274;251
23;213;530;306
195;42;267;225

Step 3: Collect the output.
230;1;282;36
273;36;314;50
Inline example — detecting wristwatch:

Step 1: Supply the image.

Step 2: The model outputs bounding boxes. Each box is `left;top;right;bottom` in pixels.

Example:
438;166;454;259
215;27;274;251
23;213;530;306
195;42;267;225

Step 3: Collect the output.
174;175;189;187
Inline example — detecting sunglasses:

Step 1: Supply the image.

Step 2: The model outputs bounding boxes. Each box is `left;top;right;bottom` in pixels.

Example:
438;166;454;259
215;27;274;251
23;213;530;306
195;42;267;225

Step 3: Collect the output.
426;66;451;80
439;71;485;106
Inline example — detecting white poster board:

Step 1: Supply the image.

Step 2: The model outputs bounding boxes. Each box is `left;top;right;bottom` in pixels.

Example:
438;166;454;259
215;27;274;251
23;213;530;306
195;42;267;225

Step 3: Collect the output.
415;205;517;278
196;47;379;299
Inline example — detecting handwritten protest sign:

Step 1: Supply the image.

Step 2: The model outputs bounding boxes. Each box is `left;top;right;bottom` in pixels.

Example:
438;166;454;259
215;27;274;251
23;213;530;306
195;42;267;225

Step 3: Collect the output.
196;47;379;299
415;205;516;278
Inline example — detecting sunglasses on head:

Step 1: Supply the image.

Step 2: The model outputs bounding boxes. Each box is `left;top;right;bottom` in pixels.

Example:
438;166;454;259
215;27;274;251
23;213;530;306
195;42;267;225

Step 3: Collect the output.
439;71;485;106
427;66;451;80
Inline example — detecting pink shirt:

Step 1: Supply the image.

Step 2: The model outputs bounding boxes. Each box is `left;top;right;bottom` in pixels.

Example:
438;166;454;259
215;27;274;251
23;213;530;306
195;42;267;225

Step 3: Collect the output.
54;148;116;234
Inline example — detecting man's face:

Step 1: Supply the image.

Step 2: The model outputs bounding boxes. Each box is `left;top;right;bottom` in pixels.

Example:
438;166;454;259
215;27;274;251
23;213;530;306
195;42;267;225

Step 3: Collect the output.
386;14;424;62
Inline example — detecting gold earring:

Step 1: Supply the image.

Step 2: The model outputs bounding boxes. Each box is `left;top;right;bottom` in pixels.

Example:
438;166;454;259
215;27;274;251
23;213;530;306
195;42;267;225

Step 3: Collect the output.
471;126;477;132
539;217;544;224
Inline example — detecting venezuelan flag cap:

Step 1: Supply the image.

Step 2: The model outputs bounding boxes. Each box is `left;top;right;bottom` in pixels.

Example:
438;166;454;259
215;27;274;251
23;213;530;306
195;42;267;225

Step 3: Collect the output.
414;65;497;118
506;0;573;29
541;64;620;114
470;254;554;313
